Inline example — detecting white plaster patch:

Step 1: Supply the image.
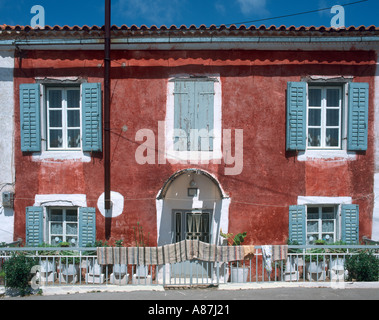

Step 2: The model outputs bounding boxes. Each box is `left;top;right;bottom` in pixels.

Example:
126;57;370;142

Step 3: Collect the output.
297;196;352;205
165;74;222;162
0;50;15;243
97;191;124;218
32;151;92;162
34;194;87;207
297;150;357;162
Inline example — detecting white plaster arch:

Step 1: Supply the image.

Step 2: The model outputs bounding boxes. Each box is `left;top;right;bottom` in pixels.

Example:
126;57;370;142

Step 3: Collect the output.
155;168;230;246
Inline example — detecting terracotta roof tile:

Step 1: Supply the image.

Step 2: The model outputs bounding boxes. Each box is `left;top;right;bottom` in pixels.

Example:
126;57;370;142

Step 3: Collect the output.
0;24;378;32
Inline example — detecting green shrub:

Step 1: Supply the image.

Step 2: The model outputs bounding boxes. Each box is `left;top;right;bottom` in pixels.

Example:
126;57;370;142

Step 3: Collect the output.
345;251;379;282
3;254;38;296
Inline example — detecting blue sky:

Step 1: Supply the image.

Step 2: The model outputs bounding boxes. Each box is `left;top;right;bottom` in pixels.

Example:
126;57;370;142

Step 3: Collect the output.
0;0;377;28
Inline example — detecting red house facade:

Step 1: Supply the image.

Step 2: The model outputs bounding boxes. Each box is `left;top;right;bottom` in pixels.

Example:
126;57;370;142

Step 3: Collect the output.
6;25;379;248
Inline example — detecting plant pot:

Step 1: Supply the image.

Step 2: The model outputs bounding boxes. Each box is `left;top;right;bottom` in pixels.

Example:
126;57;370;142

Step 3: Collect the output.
306;261;324;273
40;260;55;273
61;264;78;276
135;265;148;278
88;259;102;276
113;264;127;275
230;266;249;283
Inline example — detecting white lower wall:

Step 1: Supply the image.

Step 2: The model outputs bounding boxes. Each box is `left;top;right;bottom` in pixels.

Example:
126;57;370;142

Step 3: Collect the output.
374;54;379;241
372;174;379;241
0;49;14;243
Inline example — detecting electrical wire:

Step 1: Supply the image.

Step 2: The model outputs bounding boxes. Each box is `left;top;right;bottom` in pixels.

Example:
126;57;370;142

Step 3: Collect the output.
221;0;370;27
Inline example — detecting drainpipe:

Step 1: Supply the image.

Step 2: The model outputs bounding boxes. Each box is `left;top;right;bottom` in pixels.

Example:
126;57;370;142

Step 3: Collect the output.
104;0;111;210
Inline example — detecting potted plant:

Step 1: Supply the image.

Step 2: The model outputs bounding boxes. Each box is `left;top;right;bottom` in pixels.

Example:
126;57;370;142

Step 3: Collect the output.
220;229;249;283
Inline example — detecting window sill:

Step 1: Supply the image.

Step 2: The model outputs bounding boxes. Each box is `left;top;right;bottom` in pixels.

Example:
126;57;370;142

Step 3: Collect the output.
297;150;357;162
31;151;92;163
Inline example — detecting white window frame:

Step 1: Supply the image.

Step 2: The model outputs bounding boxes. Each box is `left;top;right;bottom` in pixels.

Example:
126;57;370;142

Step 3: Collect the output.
47;207;79;247
165;75;222;162
307;85;343;150
306;205;338;244
33;194;87;245
298;196;352;244
298;80;357;161
32;83;91;162
46;86;81;151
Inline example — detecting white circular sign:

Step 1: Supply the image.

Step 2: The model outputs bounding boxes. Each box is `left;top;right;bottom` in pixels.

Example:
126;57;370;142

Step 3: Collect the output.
97;191;124;218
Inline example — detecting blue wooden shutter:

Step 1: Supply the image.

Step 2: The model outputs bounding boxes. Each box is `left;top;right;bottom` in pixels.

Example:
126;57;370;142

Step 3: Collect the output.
341;204;359;244
286;82;307;151
20;84;41;152
347;83;369;151
79;207;96;247
174;80;195;151
195;80;215;151
82;83;102;152
289;205;306;245
26;206;43;246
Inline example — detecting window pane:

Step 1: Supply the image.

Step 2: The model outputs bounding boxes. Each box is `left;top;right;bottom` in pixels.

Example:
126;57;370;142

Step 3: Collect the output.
307;234;319;243
322;207;335;219
326;109;340;126
49;110;62;127
49;90;62;108
309;89;321;107
67;110;80;127
66;223;78;235
308;109;321;126
322;234;334;243
307;221;318;233
49;130;63;148
326;129;339;147
326;89;340;107
67;90;80;108
51;236;63;246
308;128;321;147
67;129;81;148
50;209;63;220
322;220;334;233
66;210;77;221
66;237;78;246
51;222;63;234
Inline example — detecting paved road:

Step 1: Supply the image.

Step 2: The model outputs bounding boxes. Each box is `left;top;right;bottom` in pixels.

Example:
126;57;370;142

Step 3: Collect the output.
3;286;379;300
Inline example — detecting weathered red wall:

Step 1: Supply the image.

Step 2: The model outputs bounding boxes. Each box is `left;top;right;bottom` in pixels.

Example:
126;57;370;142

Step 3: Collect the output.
13;49;376;246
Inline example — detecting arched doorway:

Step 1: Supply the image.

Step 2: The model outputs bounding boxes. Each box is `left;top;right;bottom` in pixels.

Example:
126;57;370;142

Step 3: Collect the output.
156;168;230;247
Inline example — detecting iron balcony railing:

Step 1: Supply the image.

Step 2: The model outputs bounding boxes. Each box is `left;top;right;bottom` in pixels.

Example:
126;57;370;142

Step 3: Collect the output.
0;245;378;288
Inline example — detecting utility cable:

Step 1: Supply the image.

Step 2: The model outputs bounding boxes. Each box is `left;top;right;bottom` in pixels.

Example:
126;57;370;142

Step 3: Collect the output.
221;0;369;27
